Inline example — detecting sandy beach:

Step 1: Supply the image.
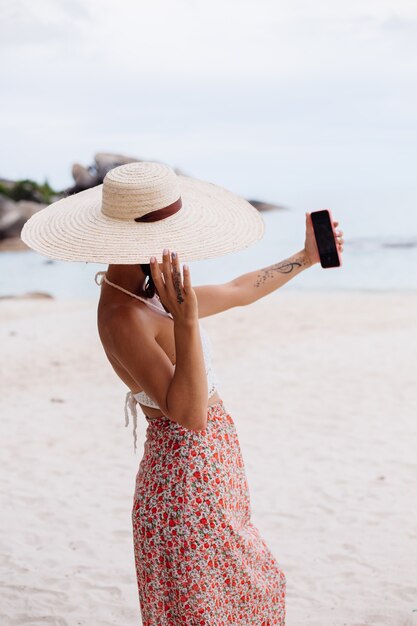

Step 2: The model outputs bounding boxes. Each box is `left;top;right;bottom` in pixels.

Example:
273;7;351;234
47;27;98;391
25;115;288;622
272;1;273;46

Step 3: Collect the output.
1;290;416;626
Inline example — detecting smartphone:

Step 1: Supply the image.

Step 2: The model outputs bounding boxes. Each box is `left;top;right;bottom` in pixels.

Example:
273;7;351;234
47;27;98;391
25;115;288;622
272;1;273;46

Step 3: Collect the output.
310;209;342;268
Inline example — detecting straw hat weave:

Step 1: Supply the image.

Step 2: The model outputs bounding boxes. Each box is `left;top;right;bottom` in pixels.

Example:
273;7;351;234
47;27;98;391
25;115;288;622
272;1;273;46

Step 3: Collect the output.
20;161;265;264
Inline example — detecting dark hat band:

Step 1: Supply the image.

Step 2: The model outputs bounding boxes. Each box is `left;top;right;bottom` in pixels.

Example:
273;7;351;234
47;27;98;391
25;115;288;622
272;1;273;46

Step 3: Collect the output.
134;197;182;222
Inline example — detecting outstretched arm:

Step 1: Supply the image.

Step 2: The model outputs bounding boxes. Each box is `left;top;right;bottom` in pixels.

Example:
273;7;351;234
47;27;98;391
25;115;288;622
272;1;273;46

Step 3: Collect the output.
232;248;312;306
194;213;344;317
194;249;311;317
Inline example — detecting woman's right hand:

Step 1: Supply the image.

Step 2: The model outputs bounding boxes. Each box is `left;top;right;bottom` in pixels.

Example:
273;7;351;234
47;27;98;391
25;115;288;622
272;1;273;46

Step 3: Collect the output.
150;248;198;324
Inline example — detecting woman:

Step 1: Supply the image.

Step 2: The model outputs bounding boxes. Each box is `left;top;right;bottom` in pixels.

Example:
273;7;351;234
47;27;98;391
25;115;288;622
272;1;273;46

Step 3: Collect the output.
21;161;343;625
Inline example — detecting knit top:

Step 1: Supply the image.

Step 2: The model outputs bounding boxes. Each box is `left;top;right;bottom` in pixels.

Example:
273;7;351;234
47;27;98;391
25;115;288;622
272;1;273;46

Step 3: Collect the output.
124;293;219;451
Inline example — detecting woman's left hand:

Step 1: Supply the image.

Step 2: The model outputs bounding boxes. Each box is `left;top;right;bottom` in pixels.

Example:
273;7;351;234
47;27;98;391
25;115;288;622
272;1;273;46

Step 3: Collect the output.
303;212;344;266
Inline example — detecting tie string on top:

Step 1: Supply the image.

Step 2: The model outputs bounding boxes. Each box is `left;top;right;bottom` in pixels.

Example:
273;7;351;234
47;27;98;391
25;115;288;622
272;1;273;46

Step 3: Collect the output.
124;391;138;453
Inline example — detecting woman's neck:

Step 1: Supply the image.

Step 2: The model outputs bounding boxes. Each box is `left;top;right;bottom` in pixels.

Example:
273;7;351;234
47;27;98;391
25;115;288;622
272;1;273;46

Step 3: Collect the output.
104;264;148;298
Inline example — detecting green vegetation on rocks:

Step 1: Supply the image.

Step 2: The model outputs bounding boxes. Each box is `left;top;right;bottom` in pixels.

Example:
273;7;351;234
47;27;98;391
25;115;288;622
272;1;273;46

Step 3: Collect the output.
0;178;57;204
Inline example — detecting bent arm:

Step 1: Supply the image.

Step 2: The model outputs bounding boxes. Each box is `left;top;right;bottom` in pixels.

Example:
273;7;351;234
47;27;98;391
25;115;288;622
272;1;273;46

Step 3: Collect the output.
166;317;208;430
105;307;208;431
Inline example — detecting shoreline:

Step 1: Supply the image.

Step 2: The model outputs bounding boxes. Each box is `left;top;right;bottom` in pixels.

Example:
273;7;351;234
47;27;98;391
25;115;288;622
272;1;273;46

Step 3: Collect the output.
2;244;417;296
1;286;417;302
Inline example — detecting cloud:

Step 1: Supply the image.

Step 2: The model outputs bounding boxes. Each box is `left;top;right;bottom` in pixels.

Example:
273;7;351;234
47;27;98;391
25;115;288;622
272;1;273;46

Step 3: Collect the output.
0;0;92;47
380;14;417;31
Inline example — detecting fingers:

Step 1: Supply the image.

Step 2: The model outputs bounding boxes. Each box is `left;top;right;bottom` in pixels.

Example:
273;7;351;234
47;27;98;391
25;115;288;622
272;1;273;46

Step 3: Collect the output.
161;248;175;296
331;219;344;252
150;255;165;294
171;251;185;304
167;248;192;293
335;230;344;252
182;263;191;293
172;250;191;294
150;249;189;303
170;251;183;288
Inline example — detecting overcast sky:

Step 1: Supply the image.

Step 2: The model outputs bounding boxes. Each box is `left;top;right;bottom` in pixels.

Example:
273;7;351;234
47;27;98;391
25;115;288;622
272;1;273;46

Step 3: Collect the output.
1;0;416;235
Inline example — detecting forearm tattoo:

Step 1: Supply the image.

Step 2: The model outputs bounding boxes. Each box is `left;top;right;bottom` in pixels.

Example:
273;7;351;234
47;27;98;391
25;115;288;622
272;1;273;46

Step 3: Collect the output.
254;254;308;287
173;268;184;303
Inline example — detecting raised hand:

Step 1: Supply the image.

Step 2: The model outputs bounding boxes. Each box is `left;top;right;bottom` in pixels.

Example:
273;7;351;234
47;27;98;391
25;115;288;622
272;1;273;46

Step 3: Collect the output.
149;248;198;323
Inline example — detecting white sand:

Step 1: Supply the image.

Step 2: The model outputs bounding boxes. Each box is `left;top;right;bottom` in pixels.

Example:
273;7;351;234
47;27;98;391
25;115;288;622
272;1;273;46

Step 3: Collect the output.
1;290;416;626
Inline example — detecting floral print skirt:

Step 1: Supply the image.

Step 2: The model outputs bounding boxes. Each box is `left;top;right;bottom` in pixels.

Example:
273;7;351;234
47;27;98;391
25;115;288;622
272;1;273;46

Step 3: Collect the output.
132;398;286;625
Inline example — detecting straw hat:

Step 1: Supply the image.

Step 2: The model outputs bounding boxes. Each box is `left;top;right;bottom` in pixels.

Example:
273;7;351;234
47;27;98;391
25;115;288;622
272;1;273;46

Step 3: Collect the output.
20;161;265;264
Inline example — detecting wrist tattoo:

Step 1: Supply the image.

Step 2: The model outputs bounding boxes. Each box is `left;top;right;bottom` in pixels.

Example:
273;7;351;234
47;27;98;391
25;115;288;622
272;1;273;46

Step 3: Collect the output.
254;254;307;287
173;269;184;304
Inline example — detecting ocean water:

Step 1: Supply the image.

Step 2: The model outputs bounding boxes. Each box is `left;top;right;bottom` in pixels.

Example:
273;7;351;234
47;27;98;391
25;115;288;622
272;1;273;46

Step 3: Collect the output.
1;208;416;299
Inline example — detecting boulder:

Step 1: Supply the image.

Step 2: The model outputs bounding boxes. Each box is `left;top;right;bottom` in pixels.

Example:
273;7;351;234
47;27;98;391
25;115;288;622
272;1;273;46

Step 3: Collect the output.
94;152;140;181
173;167;190;177
71;163;98;190
0;195;26;239
247;199;287;212
0;196;46;240
17;200;46;220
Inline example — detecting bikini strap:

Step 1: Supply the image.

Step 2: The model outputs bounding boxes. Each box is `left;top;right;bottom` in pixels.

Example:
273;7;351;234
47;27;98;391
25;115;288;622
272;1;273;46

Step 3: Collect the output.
94;270;172;316
94;271;106;286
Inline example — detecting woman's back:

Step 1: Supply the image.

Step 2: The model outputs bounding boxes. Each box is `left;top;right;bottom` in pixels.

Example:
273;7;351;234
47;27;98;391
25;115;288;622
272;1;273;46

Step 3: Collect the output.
95;273;220;435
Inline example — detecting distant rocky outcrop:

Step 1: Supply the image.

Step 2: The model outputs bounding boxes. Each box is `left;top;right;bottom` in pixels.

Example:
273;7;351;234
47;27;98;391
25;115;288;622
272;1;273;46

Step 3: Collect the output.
65;153;190;196
0;152;286;250
247;199;286;211
0;291;54;300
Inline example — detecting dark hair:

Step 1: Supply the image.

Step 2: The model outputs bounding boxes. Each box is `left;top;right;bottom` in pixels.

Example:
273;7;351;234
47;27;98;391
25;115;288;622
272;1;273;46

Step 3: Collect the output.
140;263;156;298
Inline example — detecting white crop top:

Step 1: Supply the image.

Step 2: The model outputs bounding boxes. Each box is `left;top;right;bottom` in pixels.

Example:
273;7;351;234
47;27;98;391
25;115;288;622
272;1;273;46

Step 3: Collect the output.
121;290;220;452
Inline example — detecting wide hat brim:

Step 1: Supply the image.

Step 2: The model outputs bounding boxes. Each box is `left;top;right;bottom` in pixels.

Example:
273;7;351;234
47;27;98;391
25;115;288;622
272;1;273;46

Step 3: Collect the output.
20;173;265;264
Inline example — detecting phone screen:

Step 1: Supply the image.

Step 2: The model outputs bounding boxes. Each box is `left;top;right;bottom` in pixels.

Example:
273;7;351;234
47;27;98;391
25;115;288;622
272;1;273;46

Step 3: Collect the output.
310;210;340;268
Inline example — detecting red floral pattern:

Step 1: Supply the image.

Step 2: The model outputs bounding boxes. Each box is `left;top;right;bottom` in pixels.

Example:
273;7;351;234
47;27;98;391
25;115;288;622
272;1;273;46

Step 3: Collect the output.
132;399;286;625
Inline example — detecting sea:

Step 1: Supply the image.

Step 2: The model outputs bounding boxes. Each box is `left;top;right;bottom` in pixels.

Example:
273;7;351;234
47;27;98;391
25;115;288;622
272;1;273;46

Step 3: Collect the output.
1;205;416;299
